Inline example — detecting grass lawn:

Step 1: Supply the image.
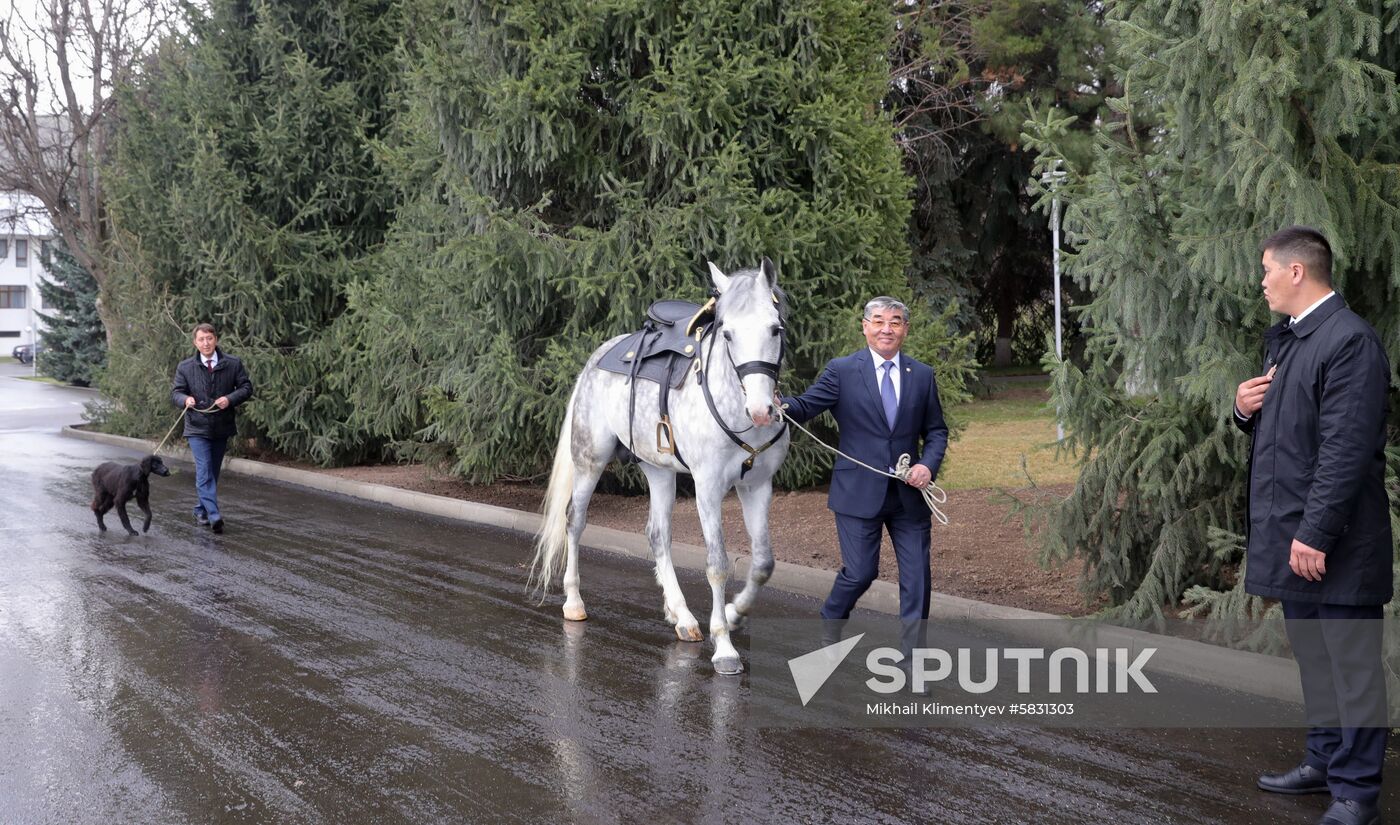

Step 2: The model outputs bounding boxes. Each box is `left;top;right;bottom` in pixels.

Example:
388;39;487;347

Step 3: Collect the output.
939;377;1079;491
18;375;67;386
0;356;15;364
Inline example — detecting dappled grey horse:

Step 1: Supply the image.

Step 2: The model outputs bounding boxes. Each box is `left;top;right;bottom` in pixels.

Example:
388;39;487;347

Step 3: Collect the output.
530;259;790;674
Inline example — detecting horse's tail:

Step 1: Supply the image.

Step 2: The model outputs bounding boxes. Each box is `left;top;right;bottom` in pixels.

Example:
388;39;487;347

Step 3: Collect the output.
528;391;576;601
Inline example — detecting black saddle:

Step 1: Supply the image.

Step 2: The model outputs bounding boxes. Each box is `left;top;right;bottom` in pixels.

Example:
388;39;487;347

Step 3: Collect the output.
596;299;714;388
596;297;716;461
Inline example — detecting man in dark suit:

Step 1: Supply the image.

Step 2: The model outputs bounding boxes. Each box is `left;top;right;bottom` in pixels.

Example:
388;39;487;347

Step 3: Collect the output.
171;323;254;534
1234;226;1391;825
781;297;948;627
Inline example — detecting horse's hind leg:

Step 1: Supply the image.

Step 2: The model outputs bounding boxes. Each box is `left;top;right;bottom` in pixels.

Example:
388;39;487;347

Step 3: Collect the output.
562;424;615;622
726;478;776;633
641;463;702;642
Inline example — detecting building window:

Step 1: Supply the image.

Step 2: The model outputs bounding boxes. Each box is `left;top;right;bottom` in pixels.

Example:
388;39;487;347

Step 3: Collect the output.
15;239;27;267
0;286;25;308
0;240;7;261
0;330;18;338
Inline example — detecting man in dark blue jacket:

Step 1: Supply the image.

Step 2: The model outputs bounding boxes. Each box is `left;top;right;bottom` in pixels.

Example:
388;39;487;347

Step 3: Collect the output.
171;323;254;534
1234;227;1391;825
781;297;948;627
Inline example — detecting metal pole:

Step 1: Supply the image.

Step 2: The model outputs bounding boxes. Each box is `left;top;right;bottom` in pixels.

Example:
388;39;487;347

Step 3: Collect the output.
1043;163;1066;441
1052;192;1063;366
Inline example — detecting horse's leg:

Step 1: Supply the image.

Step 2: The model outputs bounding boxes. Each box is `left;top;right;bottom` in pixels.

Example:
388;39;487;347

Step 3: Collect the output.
561;416;615;621
726;478;775;632
641;463;702;642
694;472;742;674
562;459;608;622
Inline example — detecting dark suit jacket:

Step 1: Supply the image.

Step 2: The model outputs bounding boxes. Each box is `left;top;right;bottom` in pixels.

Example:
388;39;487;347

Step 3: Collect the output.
1233;294;1392;605
171;349;255;440
781;349;948;518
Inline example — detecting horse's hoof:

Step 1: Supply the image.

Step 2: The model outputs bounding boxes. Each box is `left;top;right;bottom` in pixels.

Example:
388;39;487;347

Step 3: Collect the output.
562;604;588;622
676;623;704;643
724;603;748;633
712;656;744;676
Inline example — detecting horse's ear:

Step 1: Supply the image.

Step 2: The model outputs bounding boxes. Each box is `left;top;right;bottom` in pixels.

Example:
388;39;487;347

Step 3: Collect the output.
760;256;778;287
707;261;731;293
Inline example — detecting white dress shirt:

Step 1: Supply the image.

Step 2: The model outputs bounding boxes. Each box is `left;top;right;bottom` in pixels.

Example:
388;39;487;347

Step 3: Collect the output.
869;348;901;403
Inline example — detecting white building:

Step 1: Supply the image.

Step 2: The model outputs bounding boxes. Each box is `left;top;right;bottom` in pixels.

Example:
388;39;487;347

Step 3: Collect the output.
0;194;54;356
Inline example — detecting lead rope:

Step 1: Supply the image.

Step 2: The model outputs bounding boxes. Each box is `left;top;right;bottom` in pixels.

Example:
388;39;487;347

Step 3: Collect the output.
776;402;949;526
153;404;220;457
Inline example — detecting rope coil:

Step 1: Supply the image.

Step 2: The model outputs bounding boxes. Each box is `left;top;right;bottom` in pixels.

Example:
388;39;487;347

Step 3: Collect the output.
777;404;949;526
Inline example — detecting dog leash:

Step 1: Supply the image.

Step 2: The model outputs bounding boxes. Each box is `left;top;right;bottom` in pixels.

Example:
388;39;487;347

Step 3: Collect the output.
776;402;949;525
153;403;220;456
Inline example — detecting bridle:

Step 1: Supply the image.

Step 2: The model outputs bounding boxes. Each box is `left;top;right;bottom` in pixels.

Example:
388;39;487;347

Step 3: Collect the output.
694;303;789;476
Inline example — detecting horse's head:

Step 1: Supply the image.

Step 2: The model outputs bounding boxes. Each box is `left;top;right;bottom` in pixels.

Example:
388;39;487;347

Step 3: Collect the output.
709;257;786;427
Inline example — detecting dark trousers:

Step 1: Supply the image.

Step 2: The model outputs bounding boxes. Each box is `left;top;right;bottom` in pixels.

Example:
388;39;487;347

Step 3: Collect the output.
821;479;931;625
187;436;228;522
1282;599;1388;804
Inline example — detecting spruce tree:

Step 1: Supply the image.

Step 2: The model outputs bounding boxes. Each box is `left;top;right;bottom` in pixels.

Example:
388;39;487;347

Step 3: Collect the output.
1021;0;1400;624
100;0;400;460
37;242;107;387
333;0;974;485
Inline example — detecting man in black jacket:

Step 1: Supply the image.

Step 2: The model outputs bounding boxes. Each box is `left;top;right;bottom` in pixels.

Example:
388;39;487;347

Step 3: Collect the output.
171;323;254;534
1234;227;1392;825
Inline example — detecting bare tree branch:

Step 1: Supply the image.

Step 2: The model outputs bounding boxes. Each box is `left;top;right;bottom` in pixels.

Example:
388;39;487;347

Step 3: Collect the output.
0;0;174;316
887;0;989;177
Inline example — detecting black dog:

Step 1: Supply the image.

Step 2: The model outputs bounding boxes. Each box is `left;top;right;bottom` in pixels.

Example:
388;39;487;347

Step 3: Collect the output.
91;454;171;535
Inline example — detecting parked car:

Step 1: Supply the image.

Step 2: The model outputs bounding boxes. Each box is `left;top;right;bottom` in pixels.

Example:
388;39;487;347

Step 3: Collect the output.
14;343;44;365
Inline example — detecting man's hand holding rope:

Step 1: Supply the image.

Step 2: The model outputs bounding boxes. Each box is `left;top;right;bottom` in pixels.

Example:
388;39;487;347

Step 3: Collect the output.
774;394;948;525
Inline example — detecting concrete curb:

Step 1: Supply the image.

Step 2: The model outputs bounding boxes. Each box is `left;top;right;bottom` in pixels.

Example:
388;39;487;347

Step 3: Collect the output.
61;424;1301;702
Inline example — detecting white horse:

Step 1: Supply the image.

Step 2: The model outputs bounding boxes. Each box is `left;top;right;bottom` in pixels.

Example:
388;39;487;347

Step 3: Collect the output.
530;258;791;675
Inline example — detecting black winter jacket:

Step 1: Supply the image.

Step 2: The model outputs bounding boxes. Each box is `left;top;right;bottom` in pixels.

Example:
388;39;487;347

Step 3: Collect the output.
1234;295;1393;605
171;350;254;440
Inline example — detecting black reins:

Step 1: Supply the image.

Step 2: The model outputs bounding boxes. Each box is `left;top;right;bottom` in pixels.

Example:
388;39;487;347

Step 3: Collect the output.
694;319;788;476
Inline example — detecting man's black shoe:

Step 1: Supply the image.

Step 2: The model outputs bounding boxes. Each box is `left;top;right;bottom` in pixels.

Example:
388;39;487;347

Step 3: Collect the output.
1258;763;1329;795
210;519;224;534
1319;798;1382;825
196;514;209;526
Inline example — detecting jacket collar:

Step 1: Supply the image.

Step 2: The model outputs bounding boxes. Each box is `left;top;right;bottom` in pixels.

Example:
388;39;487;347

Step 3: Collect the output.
1285;293;1344;339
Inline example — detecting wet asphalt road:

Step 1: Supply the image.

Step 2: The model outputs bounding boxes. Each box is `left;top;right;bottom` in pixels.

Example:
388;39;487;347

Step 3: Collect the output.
1;364;1397;824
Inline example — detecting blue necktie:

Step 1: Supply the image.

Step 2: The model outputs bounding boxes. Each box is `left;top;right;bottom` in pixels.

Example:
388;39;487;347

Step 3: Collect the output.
880;360;897;429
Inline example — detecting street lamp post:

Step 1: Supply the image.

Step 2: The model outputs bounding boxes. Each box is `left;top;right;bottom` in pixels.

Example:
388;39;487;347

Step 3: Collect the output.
24;325;35;376
1041;161;1067;441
